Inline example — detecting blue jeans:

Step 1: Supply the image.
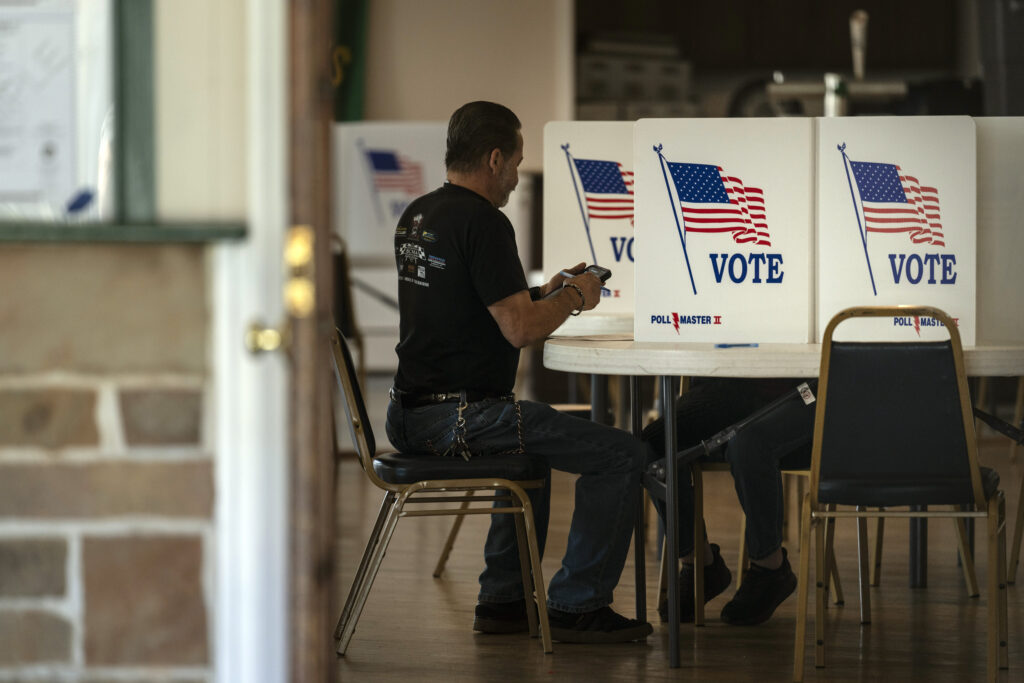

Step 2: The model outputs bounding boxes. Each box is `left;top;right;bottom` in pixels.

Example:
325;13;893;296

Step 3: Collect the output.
642;379;814;561
386;397;651;613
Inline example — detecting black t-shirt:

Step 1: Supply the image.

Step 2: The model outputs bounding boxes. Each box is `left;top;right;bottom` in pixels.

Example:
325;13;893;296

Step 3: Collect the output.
393;183;528;395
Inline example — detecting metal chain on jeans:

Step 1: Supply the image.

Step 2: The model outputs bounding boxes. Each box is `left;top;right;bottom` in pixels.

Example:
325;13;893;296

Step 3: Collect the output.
444;390;473;461
441;394;525;460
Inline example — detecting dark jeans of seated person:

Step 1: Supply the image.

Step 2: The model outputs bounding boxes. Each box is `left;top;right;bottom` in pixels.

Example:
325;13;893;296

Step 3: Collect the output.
387;396;655;643
642;377;814;625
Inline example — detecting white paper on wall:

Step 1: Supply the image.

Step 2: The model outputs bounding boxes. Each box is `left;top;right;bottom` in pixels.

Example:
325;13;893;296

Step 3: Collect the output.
633;118;815;343
816;116;976;344
333;122;447;259
543;121;636;315
0;0;114;221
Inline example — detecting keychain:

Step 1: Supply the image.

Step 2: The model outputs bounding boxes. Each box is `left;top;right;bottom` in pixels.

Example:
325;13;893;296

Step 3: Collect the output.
445;391;473;461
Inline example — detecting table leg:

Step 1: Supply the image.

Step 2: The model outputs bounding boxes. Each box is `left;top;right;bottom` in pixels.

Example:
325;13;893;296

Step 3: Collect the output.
661;375;681;667
910;509;927;588
629;376;646;622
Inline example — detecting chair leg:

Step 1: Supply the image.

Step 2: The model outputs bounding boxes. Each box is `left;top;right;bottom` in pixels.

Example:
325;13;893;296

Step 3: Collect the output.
819;516;843;606
793;493;813;682
509;482;552;654
998;494;1008;671
1009;377;1023;462
856;512;871;625
634;489;647;622
870;516;884;586
954;517;980;597
693;465;706;627
814;514;826;669
815;507;839;602
336;492;396;641
827;541;844;606
737;514;748;589
656;538;669;617
337;490;406;655
433;494;473;577
513;511;540;638
1009;470;1024;584
986;495;1002;681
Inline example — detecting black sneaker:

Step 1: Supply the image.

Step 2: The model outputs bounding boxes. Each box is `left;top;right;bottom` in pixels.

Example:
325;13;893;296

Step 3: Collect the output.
473;599;529;634
657;543;733;622
720;548;797;626
547;605;653;644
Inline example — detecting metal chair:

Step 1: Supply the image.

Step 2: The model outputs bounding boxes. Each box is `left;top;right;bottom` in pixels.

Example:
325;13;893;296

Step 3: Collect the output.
792;305;1008;682
331;330;552;655
430;402;599;579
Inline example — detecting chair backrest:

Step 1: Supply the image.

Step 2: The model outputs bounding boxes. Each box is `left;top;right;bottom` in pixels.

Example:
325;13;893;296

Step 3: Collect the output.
330;329;387;488
810;306;986;509
332;236;360;340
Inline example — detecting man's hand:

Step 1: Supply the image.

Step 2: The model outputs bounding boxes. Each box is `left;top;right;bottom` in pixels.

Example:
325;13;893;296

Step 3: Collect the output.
541;262;585;298
486;265;602;348
564;272;602;312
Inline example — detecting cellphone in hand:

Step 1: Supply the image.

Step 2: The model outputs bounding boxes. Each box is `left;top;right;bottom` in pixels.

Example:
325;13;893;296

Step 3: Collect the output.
584;265;612;282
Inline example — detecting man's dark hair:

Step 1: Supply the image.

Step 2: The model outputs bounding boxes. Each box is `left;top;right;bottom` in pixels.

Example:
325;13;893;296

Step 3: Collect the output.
444;101;521;173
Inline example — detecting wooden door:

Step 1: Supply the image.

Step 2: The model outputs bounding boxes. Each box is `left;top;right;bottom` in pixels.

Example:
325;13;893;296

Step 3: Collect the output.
288;0;336;680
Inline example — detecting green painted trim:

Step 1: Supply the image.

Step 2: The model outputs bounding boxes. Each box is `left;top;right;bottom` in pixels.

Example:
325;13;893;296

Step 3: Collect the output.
0;222;247;243
115;0;155;223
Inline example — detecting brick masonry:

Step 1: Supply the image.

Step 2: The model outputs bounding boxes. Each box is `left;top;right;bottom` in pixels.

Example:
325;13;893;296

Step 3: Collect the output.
0;462;213;518
119;388;203;445
83;535;208;665
0;610;72;664
0;235;216;678
0;538;66;597
0;388;99;448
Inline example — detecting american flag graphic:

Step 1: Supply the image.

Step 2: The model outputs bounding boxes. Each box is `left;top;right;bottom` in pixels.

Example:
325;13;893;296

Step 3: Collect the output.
850;161;944;246
572;158;634;221
666;162;770;246
366;150;424;195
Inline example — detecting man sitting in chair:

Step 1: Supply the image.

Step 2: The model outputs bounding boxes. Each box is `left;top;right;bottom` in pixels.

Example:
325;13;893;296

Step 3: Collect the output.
385;101;653;644
643;378;813;626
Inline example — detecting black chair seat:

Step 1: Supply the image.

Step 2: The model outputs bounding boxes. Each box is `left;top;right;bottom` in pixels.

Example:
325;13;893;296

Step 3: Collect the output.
373;451;548;485
817;466;1000;507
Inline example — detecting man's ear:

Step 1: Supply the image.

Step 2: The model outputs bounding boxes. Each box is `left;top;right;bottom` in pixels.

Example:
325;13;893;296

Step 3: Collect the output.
488;148;503;174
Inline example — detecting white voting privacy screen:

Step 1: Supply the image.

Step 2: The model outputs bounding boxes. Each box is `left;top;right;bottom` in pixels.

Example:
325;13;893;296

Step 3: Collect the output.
333;122;446;371
817;116;976;344
334;122;448;258
543;121;636;315
633;118;814;343
975;117;1024;345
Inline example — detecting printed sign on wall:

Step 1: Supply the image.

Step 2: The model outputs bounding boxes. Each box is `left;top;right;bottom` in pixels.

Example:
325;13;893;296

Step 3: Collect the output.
633;118;814;342
817;116;976;344
543;121;635;313
333;122;447;258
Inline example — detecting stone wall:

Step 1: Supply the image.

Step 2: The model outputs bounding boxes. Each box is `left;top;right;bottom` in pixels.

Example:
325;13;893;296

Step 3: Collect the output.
0;244;213;682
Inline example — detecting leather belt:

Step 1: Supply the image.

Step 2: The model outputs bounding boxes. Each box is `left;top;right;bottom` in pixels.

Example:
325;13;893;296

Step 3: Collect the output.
389;387;514;408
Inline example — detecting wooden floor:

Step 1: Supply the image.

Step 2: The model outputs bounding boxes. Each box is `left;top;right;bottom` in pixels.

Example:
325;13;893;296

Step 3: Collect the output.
336;440;1024;682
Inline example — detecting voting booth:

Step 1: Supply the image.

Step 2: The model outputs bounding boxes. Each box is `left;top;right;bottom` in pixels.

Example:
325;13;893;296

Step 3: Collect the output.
334;122;447;258
816;116;977;344
975;117;1024;345
632;118;815;343
543;121;636;333
333;122;447;370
